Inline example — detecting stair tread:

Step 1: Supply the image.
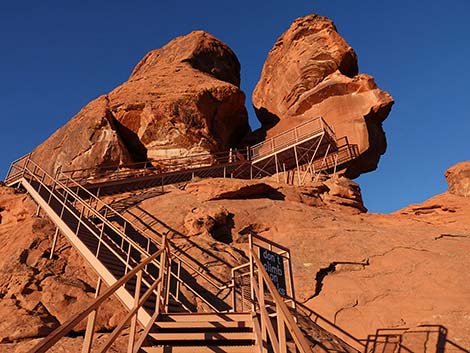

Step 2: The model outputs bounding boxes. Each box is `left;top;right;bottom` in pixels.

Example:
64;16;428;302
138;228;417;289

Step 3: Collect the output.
154;321;253;329
141;346;255;353
149;332;254;341
161;313;252;322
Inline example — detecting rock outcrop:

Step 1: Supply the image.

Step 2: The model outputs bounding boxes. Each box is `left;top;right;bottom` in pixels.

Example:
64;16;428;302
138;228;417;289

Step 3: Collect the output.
31;31;250;176
445;161;470;197
252;14;394;178
0;186;126;348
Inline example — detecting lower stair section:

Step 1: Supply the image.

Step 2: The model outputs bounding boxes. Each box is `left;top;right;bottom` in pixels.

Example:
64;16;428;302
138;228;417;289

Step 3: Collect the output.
141;312;257;353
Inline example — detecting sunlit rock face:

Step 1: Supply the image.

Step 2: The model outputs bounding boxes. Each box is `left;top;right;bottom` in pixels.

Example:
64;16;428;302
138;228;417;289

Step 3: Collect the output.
445;161;470;197
32;31;250;176
252;14;394;178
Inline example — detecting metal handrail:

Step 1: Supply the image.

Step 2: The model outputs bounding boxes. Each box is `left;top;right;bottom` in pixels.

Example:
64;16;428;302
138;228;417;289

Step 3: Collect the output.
123;208;230;289
13;155;235;314
27;239;170;353
251;251;315;353
250;116;336;161
60;148;250;184
4;153;31;184
294;301;365;352
59;171;234;312
19;160;163;298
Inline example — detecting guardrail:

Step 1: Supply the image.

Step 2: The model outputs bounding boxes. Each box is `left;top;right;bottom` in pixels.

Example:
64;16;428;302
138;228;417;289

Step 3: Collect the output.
251;249;314;353
9;155;237;314
15;159;165;317
230;233;316;353
58;170;235;312
60;148;250;185
28;237;171;353
250;116;335;161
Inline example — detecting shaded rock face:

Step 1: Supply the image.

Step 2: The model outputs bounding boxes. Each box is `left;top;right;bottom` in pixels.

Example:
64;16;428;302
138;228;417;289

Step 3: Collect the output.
252;14;394;178
32;31;250;176
445;161;470;197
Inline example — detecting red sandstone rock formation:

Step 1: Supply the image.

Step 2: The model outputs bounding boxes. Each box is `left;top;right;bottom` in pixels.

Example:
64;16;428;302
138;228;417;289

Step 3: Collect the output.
31;31;250;176
445;161;470;197
0;186;126;349
252;14;394;178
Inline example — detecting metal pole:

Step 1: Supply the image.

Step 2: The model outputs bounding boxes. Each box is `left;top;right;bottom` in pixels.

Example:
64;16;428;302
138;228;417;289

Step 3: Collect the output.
274;154;279;182
49;227;60;259
128;271;142;353
277;309;287;353
249;235;255;313
293;145;301;186
82;278;102;353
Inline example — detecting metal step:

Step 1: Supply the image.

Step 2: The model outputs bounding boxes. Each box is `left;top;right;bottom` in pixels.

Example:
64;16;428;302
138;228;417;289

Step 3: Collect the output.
141;345;254;353
154;321;253;330
160;313;252;322
148;332;254;341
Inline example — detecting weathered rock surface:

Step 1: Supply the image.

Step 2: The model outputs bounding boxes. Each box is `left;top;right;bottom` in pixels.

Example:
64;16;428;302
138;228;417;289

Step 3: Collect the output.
31;31;249;176
252;14;394;178
0;186;126;347
445;161;470;197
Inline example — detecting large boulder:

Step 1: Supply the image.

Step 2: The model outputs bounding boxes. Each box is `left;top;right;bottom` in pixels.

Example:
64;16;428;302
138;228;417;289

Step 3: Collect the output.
252;14;394;178
31;31;250;176
445;161;470;197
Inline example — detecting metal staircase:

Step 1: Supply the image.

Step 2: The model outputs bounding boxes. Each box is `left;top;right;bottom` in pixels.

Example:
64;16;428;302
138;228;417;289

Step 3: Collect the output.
3;116;365;353
141;312;257;353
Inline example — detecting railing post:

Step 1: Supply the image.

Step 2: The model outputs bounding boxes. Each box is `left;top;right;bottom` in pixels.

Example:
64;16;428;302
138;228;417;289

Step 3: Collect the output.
155;234;168;316
127;271;142;353
59;192;68;218
82;278;102;353
277;306;287;353
125;245;132;274
249;236;255;313
231;268;236;312
47;180;56;205
76;204;85;235
49;227;60;260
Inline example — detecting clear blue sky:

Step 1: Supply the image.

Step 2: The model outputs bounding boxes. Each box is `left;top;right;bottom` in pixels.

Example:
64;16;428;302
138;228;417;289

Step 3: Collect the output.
1;1;469;213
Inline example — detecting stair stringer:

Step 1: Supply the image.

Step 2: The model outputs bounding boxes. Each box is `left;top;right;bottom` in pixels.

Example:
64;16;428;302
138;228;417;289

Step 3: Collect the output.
20;177;152;326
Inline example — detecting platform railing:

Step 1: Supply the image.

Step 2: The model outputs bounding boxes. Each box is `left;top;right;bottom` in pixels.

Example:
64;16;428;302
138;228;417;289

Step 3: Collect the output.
4;152;31;185
60;148;250;185
250;116;336;161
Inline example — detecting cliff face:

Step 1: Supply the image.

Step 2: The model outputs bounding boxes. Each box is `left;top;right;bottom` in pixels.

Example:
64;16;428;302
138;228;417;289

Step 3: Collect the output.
31;31;250;177
252;14;394;178
0;186;127;350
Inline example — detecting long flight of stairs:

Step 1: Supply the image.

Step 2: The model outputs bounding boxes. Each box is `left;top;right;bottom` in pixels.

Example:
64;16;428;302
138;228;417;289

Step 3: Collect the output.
5;158;364;353
140;312;257;353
